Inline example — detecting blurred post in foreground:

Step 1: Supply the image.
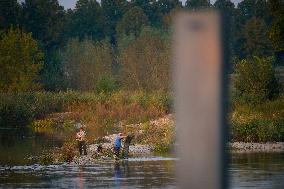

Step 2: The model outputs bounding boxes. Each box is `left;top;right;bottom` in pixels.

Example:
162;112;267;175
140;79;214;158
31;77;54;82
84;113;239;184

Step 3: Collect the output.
173;11;228;189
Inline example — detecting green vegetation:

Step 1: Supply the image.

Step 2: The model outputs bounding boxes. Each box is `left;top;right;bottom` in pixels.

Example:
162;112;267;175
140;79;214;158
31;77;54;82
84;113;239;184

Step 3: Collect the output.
231;97;284;142
0;28;43;92
1;0;284;146
231;57;284;142
0;91;171;137
233;57;281;104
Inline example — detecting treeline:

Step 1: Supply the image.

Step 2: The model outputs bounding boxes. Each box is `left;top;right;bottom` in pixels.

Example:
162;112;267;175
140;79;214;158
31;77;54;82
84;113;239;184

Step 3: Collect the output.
0;0;283;92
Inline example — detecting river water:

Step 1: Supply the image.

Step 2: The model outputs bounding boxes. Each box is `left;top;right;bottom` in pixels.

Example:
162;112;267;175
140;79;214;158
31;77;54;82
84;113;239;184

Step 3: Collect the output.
0;135;284;188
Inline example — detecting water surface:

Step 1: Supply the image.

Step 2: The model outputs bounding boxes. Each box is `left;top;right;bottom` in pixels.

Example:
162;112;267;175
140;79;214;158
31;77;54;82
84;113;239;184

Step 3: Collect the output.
1;134;284;188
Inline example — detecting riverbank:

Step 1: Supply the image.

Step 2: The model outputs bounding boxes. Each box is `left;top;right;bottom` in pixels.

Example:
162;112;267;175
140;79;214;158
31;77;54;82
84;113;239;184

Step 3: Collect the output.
229;142;284;153
58;141;284;166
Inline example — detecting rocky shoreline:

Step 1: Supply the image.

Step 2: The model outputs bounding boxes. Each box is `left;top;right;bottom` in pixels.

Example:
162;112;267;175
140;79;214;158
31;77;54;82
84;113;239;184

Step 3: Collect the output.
229;142;284;153
38;114;284;165
70;141;284;165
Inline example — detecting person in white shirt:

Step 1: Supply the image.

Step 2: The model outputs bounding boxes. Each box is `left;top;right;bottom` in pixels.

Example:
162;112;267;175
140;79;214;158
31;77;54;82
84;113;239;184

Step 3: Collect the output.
76;126;87;155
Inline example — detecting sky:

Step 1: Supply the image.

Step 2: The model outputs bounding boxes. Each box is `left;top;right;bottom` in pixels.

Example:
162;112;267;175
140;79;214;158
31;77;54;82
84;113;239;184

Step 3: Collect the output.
58;0;243;10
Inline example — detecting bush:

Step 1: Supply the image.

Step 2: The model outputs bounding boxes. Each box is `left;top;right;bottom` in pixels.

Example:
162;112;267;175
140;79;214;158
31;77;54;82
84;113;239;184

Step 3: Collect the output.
234;56;281;104
0;91;172;139
95;75;118;94
230;97;284;142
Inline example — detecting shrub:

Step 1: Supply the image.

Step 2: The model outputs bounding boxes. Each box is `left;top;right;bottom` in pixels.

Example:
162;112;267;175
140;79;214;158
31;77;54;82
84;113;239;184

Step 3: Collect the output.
0;91;172;139
234;56;281;104
230;97;284;142
95;75;118;94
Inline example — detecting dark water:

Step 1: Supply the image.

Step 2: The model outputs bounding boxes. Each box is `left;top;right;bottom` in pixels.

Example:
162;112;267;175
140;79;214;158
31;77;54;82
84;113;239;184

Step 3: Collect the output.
0;158;176;189
0;131;63;165
230;153;284;189
1;136;284;188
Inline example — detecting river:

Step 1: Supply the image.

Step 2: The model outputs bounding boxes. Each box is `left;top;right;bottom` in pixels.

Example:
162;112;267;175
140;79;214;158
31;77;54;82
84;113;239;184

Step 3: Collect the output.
0;135;284;188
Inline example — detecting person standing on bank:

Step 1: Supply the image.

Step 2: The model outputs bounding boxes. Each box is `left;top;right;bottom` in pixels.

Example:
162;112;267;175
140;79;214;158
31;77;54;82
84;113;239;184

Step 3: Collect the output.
76;126;87;155
113;133;126;160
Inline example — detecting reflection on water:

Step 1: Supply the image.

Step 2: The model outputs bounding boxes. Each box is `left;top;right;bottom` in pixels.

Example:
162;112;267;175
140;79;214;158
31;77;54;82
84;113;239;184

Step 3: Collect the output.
0;158;177;188
230;153;284;189
1;132;284;188
0;130;63;165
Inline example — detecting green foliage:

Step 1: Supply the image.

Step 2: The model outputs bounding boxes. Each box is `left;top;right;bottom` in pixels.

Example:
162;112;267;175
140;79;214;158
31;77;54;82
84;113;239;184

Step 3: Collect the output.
230;97;284;142
132;116;175;153
64;0;105;41
39;141;77;164
185;0;210;10
95;75;118;94
234;57;281;104
22;0;65;49
0;0;22;29
101;0;129;43
0;28;43;93
116;6;149;37
0;91;171;139
243;17;272;57
118;27;170;91
63;38;112;91
268;0;284;53
41;50;67;91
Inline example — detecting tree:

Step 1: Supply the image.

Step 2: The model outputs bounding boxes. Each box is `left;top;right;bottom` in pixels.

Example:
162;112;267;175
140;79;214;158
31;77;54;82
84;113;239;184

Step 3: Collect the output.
41;50;67;91
185;0;210;10
154;0;181;27
268;0;284;58
0;28;43;92
101;0;129;44
118;27;170;91
242;17;272;58
116;6;149;37
234;0;270;59
234;57;280;104
214;0;234;16
130;0;159;27
0;0;22;30
237;0;269;23
214;0;235;58
63;38;112;91
22;0;65;50
64;0;105;41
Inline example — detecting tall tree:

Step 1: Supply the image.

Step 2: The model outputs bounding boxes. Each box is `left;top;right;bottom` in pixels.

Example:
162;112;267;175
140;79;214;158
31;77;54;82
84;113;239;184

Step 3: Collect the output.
22;0;65;50
65;0;105;41
214;0;235;58
116;6;149;37
118;27;170;91
41;50;67;91
0;28;43;92
234;0;270;59
63;38;112;91
154;0;181;27
185;0;210;10
131;0;160;27
243;17;272;58
101;0;129;44
0;0;22;30
268;0;284;63
237;0;269;25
